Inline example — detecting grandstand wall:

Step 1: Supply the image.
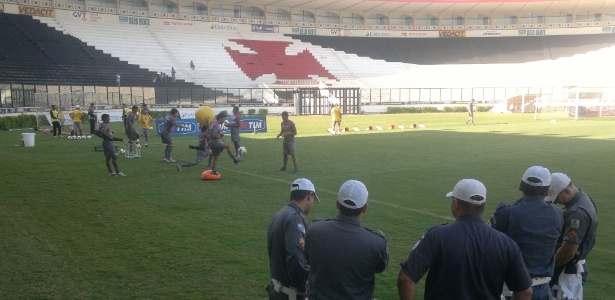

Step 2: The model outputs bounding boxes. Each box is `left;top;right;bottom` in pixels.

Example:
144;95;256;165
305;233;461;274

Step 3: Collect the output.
1;2;614;109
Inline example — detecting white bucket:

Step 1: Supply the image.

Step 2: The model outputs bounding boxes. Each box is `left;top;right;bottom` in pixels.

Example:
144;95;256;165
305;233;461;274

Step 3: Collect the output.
22;133;35;147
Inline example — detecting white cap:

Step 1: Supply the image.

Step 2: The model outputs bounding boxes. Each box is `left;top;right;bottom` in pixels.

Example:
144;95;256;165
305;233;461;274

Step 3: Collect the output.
544;173;571;202
291;178;319;202
446;179;487;205
75;105;80;109
521;166;551;187
338;180;368;209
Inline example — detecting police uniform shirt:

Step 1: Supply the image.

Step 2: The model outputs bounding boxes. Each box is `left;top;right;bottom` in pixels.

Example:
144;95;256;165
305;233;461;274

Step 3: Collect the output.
267;202;309;293
401;215;532;300
305;215;388;300
557;190;598;262
490;195;564;278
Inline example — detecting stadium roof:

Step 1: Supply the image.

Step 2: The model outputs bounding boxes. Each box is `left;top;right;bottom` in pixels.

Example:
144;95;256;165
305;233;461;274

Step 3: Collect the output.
225;0;615;14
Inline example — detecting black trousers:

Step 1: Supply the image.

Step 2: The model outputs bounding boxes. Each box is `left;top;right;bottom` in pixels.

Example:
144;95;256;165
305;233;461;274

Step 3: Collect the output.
52;121;62;136
90;118;97;134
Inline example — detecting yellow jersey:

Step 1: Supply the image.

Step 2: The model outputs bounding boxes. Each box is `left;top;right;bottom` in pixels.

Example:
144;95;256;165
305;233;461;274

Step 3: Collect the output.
331;106;342;121
71;109;82;122
139;114;153;128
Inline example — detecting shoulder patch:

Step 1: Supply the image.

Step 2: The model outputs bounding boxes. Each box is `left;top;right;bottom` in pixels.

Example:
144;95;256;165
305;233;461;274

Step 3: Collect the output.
495;201;513;211
570;218;580;229
297;223;305;234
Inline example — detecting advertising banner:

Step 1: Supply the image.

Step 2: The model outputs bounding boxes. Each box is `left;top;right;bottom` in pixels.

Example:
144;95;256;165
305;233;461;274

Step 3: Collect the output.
155;116;268;136
19;5;54;17
251;24;278;33
439;30;466;37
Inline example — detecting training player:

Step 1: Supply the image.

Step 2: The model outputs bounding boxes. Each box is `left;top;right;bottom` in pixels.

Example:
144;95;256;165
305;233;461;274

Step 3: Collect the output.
138;108;153;147
125;105;141;144
276;111;298;173
331;103;342;135
177;124;211;171
160;108;189;163
98;114;125;176
70;105;83;137
208;112;241;175
228;106;242;153
50;105;63;138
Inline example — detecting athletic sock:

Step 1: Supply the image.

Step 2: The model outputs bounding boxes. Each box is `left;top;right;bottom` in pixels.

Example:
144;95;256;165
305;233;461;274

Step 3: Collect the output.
180;162;196;168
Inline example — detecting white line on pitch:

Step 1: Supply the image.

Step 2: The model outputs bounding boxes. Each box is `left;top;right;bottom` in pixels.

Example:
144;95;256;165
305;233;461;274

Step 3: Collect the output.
225;168;454;221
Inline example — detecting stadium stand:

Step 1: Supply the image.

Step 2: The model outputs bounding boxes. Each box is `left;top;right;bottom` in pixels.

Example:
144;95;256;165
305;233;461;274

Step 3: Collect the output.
0;13;200;90
289;34;615;65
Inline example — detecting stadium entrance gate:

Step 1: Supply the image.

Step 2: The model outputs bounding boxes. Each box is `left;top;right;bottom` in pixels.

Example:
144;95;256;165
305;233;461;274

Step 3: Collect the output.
297;87;360;115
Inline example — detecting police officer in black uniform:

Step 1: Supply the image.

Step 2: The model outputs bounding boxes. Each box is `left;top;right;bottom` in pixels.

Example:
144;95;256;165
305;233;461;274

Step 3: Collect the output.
305;180;388;299
545;172;598;299
267;178;319;300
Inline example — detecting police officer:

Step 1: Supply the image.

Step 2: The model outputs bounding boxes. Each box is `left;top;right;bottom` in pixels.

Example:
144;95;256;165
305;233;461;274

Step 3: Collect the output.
305;180;388;299
544;173;598;299
489;166;564;300
267;178;319;300
399;179;533;300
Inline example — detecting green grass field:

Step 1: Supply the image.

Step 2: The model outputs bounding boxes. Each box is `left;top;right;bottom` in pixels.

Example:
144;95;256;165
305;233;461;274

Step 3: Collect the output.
1;112;613;299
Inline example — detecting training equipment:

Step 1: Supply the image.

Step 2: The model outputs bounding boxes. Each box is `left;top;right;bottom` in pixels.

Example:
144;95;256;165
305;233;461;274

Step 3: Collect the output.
87;135;92;139
201;170;222;180
419;123;426;128
68;136;73;140
376;126;383;131
119;149;126;155
125;142;141;158
398;125;405;129
353;127;360;132
238;146;247;156
195;106;214;127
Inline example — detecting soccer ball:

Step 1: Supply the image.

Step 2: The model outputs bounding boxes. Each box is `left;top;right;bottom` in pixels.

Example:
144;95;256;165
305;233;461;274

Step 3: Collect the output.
87;135;92;139
238;146;247;157
68;136;73;140
119;149;126;155
136;144;141;149
77;136;82;140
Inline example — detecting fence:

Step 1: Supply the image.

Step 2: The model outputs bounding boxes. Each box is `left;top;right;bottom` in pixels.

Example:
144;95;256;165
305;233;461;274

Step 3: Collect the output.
2;83;615;109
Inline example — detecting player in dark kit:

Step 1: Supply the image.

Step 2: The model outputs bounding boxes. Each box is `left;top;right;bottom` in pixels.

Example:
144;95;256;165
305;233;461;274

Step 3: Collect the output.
207;112;241;175
98;114;125;177
276;111;298;173
160;108;189;163
177;124;212;171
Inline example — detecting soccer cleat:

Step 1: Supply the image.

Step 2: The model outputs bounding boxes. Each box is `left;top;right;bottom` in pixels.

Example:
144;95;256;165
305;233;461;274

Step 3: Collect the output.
117;172;126;177
108;172;116;176
177;164;182;172
162;158;170;163
144;144;148;147
234;158;242;165
168;158;176;163
280;167;287;172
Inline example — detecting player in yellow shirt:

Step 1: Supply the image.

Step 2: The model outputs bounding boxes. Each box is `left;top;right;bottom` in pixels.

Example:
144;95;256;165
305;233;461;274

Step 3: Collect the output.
70;105;83;137
138;108;153;147
122;104;130;129
50;105;63;137
331;103;342;135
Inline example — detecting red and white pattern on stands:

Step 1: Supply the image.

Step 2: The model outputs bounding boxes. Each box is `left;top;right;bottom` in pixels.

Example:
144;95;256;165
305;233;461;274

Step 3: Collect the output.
224;39;338;81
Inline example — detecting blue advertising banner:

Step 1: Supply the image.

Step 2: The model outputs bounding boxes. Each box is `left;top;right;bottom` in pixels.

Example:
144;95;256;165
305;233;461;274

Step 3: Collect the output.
155;116;268;136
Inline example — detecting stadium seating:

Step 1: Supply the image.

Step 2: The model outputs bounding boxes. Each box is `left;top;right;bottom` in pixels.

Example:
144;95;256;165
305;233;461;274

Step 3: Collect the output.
0;13;201;90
